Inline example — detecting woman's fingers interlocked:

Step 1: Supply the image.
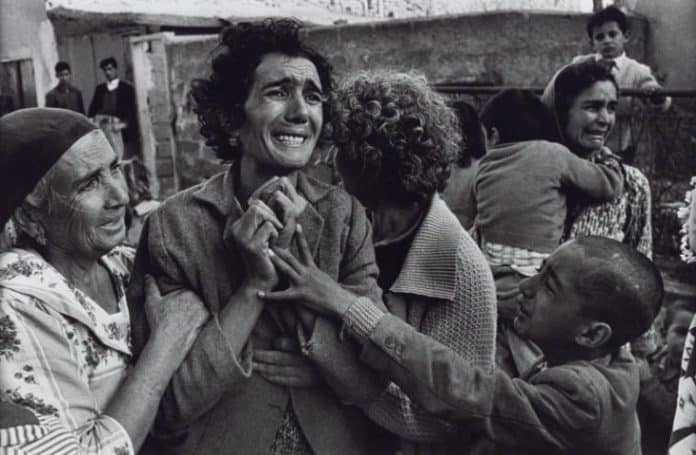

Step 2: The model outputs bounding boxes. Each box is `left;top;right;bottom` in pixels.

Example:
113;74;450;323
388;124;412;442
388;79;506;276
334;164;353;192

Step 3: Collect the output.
248;199;283;230
294;224;314;265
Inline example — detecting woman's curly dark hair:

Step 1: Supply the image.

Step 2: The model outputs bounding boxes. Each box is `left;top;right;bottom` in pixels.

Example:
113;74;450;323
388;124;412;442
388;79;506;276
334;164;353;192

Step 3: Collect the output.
191;18;335;162
451;100;486;167
333;71;460;207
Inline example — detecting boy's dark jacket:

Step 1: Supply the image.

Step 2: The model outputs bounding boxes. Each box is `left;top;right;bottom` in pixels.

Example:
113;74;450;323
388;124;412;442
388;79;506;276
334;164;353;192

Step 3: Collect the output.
356;313;642;454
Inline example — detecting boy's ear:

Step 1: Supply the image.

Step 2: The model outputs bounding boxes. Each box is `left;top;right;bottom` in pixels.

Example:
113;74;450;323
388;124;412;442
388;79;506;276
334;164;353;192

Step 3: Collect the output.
575;321;612;350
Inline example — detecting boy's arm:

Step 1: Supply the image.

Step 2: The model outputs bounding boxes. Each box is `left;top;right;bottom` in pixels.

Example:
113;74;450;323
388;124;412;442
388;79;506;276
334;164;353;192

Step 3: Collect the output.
558;145;624;202
571;54;593;65
343;299;602;451
299;195;387;404
299;196;458;442
308;240;497;443
632;61;671;111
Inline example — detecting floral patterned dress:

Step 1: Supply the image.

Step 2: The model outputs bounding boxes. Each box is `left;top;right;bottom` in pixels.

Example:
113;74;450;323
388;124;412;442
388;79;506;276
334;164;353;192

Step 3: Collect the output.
0;246;135;455
0;407;79;455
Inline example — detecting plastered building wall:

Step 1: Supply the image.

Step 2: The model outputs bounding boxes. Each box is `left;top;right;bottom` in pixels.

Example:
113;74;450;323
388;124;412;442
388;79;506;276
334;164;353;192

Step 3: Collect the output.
1;0;59;109
634;0;696;90
157;11;647;191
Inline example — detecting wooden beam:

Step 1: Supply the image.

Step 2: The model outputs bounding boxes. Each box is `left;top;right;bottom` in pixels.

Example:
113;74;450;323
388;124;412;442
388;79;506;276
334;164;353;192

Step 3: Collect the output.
48;6;226;37
130;36;159;198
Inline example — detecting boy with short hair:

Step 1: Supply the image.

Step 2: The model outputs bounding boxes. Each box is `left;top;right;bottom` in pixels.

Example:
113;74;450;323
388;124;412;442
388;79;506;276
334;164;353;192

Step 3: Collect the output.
572;5;670;154
45;61;84;114
639;299;696;455
335;236;663;454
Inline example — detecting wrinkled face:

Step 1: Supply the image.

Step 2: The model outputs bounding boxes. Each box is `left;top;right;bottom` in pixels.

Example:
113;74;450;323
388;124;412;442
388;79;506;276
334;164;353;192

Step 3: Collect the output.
102;63;118;82
564;80;617;155
665;309;694;364
239;53;324;171
591;21;629;59
514;243;591;350
41;130;129;259
56;69;71;86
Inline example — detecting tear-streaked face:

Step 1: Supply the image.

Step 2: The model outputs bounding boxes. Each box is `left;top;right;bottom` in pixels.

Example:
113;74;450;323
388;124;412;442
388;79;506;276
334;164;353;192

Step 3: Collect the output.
238;53;324;171
564;80;617;155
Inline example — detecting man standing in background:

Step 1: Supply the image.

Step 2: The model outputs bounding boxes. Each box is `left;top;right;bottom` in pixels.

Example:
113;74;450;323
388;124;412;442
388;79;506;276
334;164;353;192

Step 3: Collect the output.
45;61;84;114
88;57;139;159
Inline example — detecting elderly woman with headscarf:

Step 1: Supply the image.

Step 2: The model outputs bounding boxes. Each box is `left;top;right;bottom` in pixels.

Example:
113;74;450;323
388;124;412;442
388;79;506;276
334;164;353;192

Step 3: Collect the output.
0;108;208;454
256;70;497;453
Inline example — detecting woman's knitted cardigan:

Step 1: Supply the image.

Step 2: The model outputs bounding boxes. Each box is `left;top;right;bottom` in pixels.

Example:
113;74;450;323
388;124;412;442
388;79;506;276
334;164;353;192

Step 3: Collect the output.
322;195;498;451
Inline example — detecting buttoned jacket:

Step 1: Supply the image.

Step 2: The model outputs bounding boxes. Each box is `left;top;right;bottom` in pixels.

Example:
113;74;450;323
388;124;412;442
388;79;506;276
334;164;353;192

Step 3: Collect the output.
127;167;392;454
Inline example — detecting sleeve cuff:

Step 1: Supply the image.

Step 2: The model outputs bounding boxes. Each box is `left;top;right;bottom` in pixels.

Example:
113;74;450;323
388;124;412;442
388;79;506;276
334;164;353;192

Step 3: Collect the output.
91;414;135;455
203;314;253;382
343;296;386;343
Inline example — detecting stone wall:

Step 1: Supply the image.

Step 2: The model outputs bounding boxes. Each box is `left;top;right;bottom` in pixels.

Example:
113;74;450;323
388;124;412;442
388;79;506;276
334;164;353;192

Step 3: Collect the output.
131;33;179;197
155;11;649;192
166;36;226;192
634;0;696;91
304;11;646;86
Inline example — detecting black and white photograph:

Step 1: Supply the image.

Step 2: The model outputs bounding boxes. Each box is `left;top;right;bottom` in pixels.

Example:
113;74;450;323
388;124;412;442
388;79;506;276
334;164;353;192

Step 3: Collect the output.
0;0;694;453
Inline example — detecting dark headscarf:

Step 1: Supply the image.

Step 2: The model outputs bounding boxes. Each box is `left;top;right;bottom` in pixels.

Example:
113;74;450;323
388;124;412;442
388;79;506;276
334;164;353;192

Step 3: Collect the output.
542;62;649;257
0;108;98;227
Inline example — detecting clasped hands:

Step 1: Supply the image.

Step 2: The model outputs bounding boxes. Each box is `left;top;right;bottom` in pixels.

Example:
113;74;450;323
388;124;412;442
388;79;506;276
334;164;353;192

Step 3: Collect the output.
228;176;354;388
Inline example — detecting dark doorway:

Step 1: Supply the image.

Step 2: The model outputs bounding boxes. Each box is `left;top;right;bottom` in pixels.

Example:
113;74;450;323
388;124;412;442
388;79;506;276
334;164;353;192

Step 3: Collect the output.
0;58;37;115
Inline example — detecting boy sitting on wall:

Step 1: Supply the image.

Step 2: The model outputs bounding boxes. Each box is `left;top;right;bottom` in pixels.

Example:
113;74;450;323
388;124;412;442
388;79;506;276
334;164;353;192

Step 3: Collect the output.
571;5;670;156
